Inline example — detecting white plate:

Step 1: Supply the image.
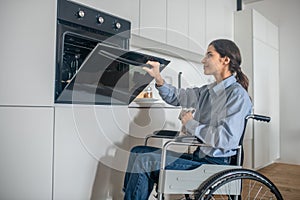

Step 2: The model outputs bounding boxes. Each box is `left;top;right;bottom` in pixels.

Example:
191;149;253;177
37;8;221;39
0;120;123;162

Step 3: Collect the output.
134;98;159;103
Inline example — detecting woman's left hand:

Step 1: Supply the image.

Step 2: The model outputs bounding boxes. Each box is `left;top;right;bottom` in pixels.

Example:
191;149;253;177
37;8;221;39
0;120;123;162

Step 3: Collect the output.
180;111;194;126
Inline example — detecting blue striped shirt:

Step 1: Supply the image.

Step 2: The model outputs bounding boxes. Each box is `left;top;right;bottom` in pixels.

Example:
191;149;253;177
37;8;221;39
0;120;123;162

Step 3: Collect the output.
156;75;252;157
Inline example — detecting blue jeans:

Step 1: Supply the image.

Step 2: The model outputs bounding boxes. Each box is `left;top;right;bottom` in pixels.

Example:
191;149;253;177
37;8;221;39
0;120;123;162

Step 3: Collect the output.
123;145;231;200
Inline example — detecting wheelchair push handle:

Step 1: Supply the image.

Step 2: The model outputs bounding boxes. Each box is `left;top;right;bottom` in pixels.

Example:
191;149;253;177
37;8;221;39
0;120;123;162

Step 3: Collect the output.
247;114;271;122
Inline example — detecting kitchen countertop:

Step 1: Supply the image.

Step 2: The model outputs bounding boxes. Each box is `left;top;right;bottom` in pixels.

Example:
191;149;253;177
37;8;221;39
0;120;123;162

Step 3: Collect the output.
129;99;181;109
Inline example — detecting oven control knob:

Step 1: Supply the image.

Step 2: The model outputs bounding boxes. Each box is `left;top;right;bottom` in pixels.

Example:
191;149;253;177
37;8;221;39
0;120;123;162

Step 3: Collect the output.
77;10;85;18
97;16;104;24
114;22;121;30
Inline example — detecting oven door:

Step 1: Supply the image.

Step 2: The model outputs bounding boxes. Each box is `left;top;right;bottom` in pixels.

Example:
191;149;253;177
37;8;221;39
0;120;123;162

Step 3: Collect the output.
56;43;170;105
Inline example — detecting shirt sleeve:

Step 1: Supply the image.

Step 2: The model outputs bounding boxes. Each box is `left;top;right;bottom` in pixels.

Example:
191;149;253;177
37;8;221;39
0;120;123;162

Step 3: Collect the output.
185;92;252;151
156;81;201;108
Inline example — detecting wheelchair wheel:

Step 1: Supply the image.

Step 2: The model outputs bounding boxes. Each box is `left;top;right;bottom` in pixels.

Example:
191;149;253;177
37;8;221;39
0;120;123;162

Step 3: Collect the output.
194;168;283;200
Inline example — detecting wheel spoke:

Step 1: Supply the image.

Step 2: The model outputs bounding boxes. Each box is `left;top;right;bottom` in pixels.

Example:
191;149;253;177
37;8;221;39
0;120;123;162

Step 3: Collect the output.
195;169;283;200
253;185;263;199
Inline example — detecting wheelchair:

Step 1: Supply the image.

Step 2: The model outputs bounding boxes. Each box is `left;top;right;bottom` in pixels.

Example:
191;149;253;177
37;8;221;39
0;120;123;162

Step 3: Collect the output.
145;114;283;200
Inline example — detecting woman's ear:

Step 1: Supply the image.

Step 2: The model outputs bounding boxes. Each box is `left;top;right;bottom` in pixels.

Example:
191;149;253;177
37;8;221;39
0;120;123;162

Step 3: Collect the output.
223;56;230;65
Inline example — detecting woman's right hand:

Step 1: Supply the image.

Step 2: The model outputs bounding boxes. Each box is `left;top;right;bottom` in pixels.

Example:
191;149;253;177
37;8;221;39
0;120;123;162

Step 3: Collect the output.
143;61;164;86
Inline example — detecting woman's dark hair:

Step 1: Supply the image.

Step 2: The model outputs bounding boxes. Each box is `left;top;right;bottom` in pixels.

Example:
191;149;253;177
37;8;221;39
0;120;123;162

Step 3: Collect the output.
209;39;249;92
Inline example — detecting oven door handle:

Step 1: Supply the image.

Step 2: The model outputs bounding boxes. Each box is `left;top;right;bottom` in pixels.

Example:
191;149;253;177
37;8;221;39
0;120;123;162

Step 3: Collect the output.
99;50;154;68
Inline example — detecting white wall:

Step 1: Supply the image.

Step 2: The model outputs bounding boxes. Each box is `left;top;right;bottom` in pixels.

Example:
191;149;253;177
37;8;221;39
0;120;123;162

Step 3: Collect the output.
245;0;300;165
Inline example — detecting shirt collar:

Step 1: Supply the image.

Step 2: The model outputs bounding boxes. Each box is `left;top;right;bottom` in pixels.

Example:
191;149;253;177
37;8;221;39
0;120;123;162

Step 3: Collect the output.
208;75;237;96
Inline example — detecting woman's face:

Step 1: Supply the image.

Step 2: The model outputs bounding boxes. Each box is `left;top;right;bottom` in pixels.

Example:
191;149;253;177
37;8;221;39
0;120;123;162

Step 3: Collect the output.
201;45;227;76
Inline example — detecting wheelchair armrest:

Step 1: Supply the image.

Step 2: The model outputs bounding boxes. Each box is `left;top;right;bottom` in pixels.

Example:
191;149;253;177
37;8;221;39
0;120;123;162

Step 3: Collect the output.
174;135;201;143
163;136;207;150
153;130;180;137
159;137;210;172
144;130;180;145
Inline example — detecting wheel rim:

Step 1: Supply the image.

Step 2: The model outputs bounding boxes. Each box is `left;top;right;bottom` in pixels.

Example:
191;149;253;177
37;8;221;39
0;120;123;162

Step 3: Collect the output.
195;169;283;200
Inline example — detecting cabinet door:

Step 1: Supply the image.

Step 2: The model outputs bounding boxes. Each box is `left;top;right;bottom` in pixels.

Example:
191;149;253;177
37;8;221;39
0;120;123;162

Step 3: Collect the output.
253;10;279;50
54;106;131;200
0;107;53;200
167;0;189;50
0;0;55;106
253;39;280;168
253;39;270;168
189;0;206;54
205;0;236;44
268;48;280;162
234;9;280;169
140;0;167;43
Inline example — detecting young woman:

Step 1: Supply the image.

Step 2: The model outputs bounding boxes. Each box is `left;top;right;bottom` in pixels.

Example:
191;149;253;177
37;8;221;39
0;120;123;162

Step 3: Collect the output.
123;39;252;200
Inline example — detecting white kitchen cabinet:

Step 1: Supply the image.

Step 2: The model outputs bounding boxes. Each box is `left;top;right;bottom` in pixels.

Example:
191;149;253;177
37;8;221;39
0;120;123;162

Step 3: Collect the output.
234;9;280;169
136;0;206;62
140;0;167;44
139;0;206;53
76;0;140;35
191;0;236;52
0;0;55;106
205;0;236;44
167;0;189;50
135;0;236;58
189;0;206;54
53;105;131;200
253;39;280;168
0;107;53;200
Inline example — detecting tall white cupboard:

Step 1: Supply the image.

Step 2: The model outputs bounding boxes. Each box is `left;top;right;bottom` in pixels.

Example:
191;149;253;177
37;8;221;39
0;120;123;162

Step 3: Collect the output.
234;9;280;169
0;107;54;200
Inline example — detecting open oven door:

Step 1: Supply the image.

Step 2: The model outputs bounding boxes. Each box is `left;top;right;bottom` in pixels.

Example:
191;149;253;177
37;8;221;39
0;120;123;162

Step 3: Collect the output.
56;43;170;105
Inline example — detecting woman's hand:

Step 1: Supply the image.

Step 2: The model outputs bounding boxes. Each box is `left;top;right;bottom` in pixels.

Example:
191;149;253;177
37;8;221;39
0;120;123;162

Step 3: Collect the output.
143;61;164;86
180;111;194;126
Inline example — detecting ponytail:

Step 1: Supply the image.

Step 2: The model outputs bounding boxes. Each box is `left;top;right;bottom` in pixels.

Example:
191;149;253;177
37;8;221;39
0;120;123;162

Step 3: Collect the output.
235;67;249;92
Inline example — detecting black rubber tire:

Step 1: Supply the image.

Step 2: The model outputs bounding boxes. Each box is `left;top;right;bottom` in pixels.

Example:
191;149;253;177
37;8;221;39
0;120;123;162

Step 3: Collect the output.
194;168;283;200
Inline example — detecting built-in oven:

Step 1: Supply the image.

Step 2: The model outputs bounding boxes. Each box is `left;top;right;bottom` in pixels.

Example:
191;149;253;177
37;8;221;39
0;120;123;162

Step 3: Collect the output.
55;0;170;105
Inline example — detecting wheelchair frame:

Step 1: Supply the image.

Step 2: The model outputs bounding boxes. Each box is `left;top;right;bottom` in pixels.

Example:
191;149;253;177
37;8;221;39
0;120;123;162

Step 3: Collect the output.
144;114;283;200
